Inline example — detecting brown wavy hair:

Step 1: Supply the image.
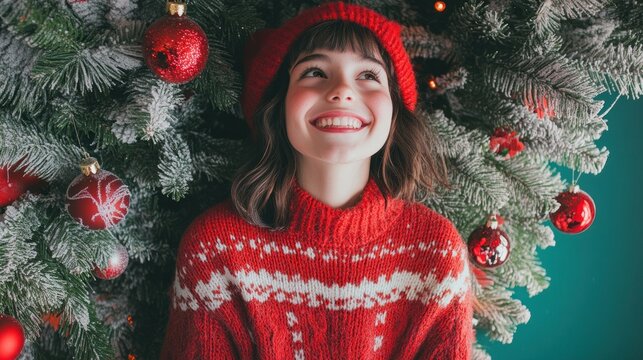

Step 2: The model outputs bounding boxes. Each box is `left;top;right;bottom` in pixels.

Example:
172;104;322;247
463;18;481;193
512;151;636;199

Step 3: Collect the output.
231;21;450;230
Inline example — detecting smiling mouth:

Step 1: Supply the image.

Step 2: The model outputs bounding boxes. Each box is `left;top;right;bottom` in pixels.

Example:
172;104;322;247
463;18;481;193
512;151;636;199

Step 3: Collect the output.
311;117;367;129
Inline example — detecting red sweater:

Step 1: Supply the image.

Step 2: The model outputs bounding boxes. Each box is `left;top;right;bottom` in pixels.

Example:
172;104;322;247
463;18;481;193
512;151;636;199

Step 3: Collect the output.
161;177;474;359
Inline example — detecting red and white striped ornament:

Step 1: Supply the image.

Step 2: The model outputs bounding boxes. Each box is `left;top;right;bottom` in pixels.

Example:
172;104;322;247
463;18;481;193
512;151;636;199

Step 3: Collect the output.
66;157;130;230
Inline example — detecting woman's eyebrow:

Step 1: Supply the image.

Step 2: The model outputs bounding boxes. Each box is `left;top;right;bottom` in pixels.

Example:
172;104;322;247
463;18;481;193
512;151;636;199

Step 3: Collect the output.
290;53;385;72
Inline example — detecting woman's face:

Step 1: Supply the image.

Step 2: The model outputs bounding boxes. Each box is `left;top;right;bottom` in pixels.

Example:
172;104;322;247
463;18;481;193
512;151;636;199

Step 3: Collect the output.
285;48;393;165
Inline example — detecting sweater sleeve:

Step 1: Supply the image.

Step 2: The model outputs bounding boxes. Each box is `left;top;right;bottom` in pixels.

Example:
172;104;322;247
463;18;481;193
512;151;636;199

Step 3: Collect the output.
160;211;252;360
417;223;475;360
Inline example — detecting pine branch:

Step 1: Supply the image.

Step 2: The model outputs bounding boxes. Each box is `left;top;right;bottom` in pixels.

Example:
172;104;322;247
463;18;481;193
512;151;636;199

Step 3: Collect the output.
44;217;102;275
110;73;183;144
0;113;86;181
423;109;480;159
402;26;456;60
451;0;510;48
0;30;46;115
192;39;242;113
7;260;67;337
495;222;554;296
60;304;115;360
484;54;602;119
439;154;511;215
563;41;643;99
184;132;246;183
473;286;531;343
0;194;41;284
494;156;563;219
158;135;194;201
31;43;141;95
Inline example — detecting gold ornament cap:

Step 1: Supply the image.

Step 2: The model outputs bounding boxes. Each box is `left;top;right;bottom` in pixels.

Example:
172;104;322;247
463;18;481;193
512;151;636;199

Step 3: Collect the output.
167;1;187;16
80;157;101;176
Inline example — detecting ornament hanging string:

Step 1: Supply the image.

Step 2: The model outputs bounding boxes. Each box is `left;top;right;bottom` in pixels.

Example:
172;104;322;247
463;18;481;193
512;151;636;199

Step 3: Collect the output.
69;116;91;160
598;93;622;119
571;157;583;186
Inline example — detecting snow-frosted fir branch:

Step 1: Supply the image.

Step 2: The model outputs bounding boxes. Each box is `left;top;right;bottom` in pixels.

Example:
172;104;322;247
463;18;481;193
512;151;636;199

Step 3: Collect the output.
473;286;531;343
423;109;479;159
0;195;42;283
484;54;602;119
105;0;139;26
444;154;512;215
493;222;555;296
44;217;106;275
7;261;67;336
494;157;563;219
0;114;87;181
451;1;510;45
158;135;194;201
563;41;643;99
110;74;183;144
0;30;45;115
402;26;456;60
32;43;141;95
60;305;114;360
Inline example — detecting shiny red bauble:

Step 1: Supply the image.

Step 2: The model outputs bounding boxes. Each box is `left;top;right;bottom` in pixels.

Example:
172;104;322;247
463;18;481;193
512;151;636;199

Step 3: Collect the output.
66;158;130;230
93;243;129;280
143;12;209;83
1;165;46;207
0;168;26;208
468;216;511;268
550;184;596;234
0;314;24;360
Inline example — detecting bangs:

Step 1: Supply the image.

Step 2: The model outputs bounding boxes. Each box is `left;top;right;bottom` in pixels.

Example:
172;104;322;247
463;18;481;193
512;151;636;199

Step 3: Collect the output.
285;21;388;72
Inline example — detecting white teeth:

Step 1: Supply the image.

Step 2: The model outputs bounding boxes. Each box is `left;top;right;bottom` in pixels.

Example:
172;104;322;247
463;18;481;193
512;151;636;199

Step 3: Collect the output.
314;117;363;129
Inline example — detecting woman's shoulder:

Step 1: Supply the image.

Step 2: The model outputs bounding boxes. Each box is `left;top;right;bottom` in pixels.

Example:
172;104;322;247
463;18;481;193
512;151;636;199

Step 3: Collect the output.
178;199;250;248
404;201;461;242
184;199;245;235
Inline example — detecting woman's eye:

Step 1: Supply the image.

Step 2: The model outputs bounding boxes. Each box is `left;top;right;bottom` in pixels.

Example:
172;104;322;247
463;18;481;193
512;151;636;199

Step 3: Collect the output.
301;68;325;78
360;70;381;82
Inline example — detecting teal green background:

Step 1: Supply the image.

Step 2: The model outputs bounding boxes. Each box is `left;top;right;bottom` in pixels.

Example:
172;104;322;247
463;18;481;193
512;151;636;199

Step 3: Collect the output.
479;95;643;360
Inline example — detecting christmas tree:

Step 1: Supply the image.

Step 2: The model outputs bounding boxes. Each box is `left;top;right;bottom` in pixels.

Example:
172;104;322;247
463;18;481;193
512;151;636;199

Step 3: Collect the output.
0;0;641;359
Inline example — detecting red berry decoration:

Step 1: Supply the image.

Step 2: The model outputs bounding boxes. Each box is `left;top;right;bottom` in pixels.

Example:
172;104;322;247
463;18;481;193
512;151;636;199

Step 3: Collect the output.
66;157;131;230
550;184;596;234
468;215;511;268
0;314;25;360
93;243;129;280
489;127;525;159
143;1;209;83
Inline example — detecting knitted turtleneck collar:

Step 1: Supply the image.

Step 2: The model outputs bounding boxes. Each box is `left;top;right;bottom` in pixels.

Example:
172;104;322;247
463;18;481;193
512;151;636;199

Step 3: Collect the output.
288;176;406;248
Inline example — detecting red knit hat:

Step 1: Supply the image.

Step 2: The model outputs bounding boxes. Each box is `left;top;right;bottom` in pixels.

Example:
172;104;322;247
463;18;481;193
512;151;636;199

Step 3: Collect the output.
241;1;417;129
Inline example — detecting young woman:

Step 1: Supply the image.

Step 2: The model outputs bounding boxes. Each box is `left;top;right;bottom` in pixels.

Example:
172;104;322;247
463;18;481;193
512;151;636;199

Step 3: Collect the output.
161;2;474;359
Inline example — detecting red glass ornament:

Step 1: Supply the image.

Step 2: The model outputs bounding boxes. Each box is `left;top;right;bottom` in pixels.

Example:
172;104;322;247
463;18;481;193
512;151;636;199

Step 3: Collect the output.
0;162;47;207
143;6;209;84
66;158;130;230
0;314;25;360
93;243;129;280
468;215;511;268
550;184;595;234
0;167;27;207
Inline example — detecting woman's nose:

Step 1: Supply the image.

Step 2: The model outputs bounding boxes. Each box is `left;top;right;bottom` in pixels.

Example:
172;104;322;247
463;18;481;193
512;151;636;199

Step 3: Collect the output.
327;80;355;103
